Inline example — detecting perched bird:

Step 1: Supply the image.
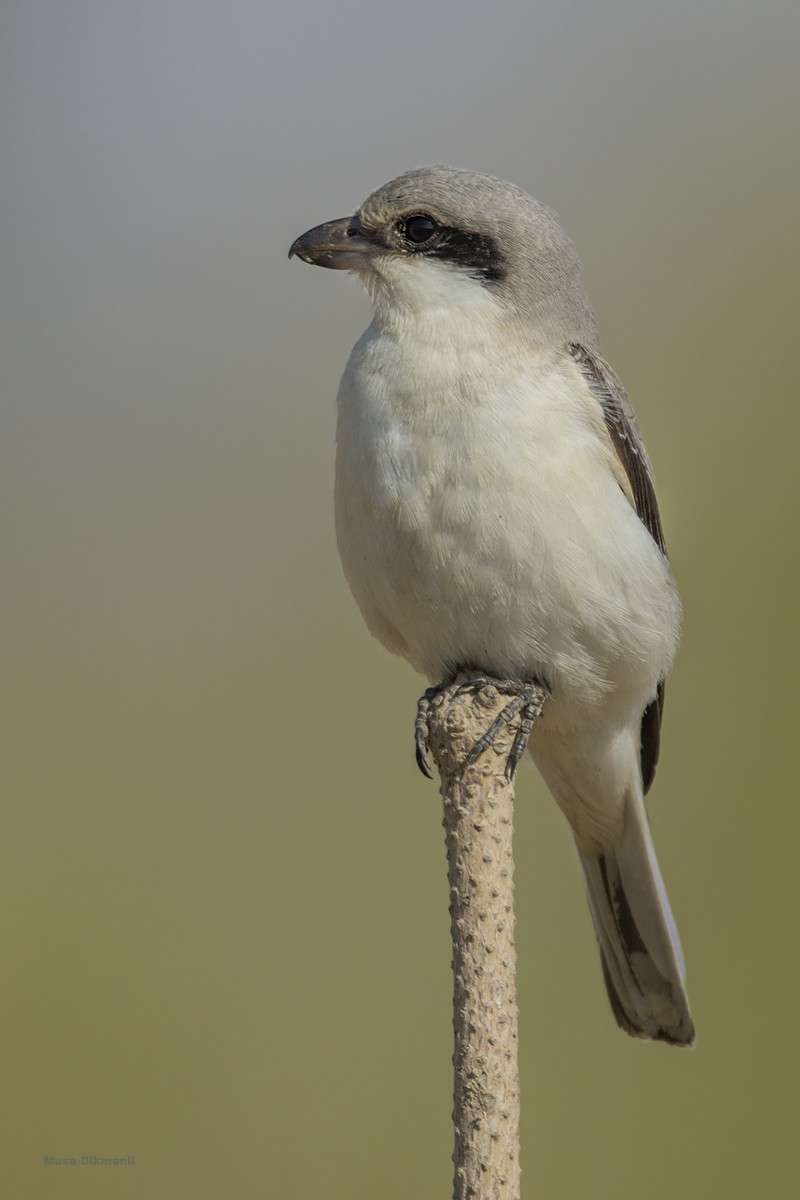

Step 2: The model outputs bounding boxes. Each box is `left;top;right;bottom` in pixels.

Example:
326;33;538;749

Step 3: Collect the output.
289;166;694;1046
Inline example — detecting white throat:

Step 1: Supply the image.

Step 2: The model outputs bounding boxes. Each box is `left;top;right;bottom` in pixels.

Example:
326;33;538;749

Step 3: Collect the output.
362;256;505;344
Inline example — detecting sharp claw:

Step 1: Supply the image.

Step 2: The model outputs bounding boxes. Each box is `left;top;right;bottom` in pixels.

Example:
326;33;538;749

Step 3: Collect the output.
460;741;483;774
504;744;523;781
415;688;436;779
416;740;434;779
503;691;546;779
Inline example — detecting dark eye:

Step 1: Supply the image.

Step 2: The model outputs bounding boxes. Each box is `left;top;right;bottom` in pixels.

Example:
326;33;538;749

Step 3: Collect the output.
402;214;438;244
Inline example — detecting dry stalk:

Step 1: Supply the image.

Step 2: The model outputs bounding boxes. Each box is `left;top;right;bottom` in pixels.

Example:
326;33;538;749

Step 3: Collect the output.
425;675;546;1200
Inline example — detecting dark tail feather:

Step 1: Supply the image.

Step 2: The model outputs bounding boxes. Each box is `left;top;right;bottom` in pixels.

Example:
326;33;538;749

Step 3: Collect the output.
577;794;695;1047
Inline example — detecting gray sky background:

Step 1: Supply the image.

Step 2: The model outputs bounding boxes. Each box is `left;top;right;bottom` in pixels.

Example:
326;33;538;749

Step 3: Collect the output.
2;3;798;1197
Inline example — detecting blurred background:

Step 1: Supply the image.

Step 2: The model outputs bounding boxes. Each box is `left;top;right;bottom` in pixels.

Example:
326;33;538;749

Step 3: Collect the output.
1;2;798;1196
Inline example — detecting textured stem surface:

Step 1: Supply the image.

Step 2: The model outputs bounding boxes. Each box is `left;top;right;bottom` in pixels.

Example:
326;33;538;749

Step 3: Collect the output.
426;678;527;1200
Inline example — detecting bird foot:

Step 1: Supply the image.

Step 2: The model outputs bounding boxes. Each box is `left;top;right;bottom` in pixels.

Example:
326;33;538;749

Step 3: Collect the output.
415;675;548;781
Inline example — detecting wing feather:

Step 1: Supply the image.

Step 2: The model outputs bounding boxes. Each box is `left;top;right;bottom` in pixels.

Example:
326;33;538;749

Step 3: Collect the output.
568;343;669;793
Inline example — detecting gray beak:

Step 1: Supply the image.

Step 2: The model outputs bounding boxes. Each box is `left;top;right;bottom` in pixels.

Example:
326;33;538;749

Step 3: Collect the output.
288;216;379;271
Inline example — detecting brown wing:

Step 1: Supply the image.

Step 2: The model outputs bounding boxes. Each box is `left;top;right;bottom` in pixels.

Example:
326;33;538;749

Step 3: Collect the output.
568;343;668;794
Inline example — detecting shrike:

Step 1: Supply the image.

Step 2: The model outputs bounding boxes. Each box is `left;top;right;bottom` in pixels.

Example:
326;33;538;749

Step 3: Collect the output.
289;166;694;1046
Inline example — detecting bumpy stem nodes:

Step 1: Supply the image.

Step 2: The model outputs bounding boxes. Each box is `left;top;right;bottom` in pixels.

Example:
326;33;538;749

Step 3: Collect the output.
423;675;546;1200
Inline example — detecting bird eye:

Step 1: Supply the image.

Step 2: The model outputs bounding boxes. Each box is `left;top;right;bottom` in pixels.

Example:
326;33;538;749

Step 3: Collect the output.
402;214;438;244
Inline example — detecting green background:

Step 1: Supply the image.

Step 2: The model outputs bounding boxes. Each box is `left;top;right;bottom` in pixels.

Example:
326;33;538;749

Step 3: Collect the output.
2;2;798;1196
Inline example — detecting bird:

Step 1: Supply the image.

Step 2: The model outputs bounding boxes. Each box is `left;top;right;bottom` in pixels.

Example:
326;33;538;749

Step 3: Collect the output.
289;166;694;1046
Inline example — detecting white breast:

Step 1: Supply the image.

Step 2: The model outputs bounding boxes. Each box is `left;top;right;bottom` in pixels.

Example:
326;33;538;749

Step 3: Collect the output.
333;281;679;722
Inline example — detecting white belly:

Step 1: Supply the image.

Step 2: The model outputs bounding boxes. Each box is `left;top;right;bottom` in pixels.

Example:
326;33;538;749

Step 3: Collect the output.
334;321;680;725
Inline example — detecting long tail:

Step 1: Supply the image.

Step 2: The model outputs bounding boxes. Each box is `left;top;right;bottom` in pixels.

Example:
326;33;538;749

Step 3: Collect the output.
576;793;695;1046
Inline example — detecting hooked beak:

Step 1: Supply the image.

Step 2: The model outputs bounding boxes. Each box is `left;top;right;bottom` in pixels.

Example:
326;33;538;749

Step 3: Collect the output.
288;216;380;271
